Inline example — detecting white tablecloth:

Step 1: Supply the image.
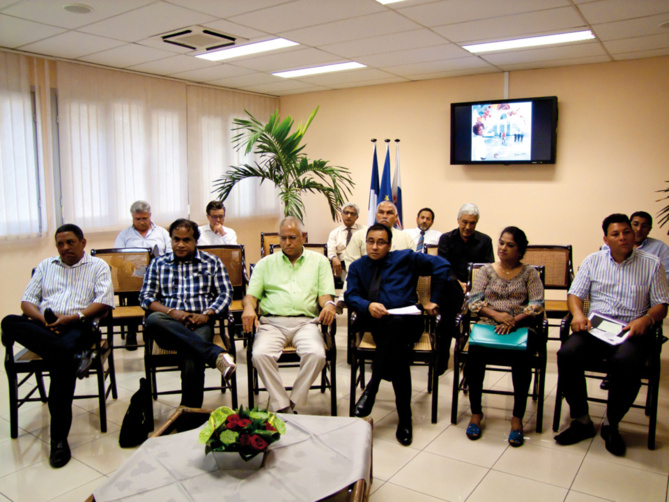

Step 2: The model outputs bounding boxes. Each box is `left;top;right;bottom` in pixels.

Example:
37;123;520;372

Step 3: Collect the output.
94;414;372;502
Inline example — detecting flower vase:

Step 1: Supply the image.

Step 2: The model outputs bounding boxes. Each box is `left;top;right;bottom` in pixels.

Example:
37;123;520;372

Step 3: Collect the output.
212;450;267;470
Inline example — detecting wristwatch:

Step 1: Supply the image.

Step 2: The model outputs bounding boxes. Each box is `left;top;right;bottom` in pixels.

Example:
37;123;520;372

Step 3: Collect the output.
77;312;86;322
203;309;215;317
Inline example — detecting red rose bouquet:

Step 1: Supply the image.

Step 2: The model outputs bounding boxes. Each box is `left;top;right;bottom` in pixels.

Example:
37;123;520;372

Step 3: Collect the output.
198;406;286;461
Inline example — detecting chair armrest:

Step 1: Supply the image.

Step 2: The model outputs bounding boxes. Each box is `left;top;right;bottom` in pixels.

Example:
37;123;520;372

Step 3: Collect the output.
559;313;573;342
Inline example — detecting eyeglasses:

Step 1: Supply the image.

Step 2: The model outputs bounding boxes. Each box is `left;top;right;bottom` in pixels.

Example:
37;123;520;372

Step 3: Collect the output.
208;214;225;220
365;239;388;246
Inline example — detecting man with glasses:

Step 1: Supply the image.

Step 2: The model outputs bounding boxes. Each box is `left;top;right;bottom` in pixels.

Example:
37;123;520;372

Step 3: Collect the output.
198;200;238;246
327;202;364;282
345;224;450;445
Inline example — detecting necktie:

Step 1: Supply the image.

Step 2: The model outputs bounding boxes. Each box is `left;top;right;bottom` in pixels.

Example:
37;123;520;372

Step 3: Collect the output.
416;230;425;252
368;263;383;302
346;227;353;246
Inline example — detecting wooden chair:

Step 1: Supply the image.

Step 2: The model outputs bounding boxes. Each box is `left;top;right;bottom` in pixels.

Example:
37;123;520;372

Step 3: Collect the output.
91;247;152;349
143;314;237;419
451;263;548;432
245;314;338;416
552;309;665;449
198;245;248;342
522;245;573;334
2;316;117;438
261;231;309;258
348;276;441;423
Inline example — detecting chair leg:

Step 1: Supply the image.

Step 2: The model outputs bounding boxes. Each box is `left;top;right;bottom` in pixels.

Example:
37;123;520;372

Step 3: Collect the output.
94;357;107;433
451;356;460;425
536;364;546;433
247;359;255;409
431;361;439;424
552;382;563;432
330;360;337;416
108;348;118;400
349;355;358;417
35;371;48;402
230;371;238;409
7;369;20;439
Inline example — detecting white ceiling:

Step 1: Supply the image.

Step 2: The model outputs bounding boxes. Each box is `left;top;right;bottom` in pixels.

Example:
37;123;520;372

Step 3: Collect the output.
1;0;668;96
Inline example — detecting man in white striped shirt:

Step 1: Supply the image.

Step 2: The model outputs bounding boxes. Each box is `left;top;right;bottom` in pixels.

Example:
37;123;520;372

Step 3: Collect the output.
554;214;669;456
1;224;114;468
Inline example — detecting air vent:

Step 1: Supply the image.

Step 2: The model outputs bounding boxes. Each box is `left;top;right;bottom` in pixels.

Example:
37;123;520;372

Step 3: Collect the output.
162;26;236;51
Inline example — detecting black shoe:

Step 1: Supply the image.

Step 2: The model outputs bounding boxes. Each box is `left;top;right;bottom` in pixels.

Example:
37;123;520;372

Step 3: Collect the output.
600;376;611;390
354;386;377;417
124;331;138;351
396;422;412;446
49;439;71;468
75;350;94;379
601;425;626;456
554;420;596;445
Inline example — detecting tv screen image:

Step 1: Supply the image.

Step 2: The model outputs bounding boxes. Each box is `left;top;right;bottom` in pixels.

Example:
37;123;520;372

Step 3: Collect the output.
451;96;557;165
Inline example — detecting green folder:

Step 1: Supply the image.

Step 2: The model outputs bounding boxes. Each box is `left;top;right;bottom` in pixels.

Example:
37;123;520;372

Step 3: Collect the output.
468;323;528;351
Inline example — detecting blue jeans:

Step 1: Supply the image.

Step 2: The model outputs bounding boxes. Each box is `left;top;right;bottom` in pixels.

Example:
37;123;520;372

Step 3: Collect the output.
145;312;223;408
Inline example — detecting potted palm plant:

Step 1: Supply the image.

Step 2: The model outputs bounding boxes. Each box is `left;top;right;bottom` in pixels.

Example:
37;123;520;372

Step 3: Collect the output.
658;180;669;234
213;107;354;221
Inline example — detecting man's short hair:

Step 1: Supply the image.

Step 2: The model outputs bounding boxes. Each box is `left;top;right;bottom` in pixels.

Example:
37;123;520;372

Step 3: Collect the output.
417;207;435;220
130;200;151;214
169;218;200;241
366;223;392;244
342;202;359;214
206;200;225;215
55;223;84;241
631;211;653;227
376;200;398;213
501;226;528;259
458;203;480;219
602;213;631;235
279;216;306;234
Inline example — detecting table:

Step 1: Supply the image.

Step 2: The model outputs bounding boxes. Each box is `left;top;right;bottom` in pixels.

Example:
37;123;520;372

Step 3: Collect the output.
90;408;372;501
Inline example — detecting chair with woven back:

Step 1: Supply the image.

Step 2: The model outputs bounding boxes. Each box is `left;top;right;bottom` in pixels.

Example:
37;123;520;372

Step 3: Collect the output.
90;247;152;350
451;262;548;432
348;274;441;423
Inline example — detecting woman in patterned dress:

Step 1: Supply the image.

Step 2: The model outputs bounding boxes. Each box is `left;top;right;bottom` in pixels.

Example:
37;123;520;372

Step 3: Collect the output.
464;226;544;446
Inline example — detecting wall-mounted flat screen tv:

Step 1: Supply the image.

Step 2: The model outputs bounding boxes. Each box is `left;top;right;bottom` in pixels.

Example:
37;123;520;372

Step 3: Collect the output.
450;96;558;165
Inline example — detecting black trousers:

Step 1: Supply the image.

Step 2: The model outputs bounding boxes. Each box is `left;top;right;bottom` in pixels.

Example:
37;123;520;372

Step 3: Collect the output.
1;315;91;442
465;328;539;419
557;331;652;425
365;314;423;423
436;278;466;370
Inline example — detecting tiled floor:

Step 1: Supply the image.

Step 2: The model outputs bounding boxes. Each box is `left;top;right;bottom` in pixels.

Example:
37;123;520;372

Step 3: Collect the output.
1;318;668;501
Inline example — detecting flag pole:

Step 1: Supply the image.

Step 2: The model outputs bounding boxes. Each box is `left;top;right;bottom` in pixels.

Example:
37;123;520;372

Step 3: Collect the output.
367;139;379;226
392;139;403;229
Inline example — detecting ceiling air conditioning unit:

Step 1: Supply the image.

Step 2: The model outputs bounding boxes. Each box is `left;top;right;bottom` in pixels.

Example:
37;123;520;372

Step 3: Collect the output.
162;26;236;52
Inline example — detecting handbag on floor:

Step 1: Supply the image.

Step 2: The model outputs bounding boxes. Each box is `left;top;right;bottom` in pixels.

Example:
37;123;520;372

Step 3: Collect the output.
119;377;153;448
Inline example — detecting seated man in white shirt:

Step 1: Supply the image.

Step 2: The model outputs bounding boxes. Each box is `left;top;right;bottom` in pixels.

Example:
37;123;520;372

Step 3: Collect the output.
198;200;238;246
114;200;171;256
404;208;441;251
327;202;364;282
629;211;669;281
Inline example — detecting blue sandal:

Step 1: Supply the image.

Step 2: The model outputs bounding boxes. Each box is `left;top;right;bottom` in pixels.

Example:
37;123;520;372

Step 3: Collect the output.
508;429;524;447
466;423;482;440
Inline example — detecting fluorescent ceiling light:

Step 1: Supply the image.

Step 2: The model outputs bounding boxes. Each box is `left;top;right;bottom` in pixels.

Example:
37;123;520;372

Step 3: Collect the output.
274;62;366;78
376;0;407;4
196;38;298;61
463;30;595;53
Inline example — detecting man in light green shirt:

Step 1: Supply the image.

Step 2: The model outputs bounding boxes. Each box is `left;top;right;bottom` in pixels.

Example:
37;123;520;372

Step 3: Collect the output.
242;217;337;413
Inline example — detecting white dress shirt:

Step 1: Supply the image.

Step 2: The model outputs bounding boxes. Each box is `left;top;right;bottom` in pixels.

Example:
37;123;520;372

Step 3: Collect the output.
114;224;171;256
198;225;238;246
327;223;365;261
404;228;442;250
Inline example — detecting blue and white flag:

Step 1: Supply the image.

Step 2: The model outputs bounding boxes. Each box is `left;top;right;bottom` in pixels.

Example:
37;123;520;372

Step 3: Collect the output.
379;143;393;205
367;143;379;226
392;141;403;229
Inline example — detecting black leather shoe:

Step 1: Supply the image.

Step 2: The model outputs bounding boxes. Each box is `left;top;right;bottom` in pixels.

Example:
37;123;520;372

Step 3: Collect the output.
600;376;611;390
49;439;71;468
354;386;377;417
396;422;412;446
75;349;94;379
554;420;596;446
124;331;138;351
601;425;626;456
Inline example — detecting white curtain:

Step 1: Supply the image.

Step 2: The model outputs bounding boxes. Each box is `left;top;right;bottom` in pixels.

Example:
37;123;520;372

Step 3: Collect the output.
0;52;46;239
57;62;188;229
187;86;280;221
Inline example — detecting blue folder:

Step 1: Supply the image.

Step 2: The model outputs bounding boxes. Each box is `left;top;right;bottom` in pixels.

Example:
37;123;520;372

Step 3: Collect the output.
468;323;528;351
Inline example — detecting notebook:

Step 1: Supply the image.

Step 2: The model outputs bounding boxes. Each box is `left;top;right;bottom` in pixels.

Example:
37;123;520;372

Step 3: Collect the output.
468;323;528;351
587;311;629;345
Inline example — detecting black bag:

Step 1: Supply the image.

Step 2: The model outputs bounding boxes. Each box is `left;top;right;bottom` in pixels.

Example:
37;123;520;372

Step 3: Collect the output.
119;378;153;448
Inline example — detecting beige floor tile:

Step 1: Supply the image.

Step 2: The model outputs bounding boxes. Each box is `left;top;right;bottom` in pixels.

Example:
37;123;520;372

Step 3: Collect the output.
0;457;102;502
374;412;446;451
389;451;488;500
48;476;108;502
572;455;668;501
372;437;420;481
71;430;138;475
0;493;11;502
0;430;49;477
31;410;121;450
370;482;448;501
467;470;567;502
493;441;583;488
424;423;508;468
565;491;614;502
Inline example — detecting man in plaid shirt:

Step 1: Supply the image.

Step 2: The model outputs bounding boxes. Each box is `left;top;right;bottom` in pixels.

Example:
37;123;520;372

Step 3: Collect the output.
140;219;236;417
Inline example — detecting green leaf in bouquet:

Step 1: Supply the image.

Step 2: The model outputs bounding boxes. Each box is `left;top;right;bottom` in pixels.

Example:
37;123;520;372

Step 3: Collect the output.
270;415;286;435
198;422;215;444
219;429;239;446
209;406;234;429
249;409;270;421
